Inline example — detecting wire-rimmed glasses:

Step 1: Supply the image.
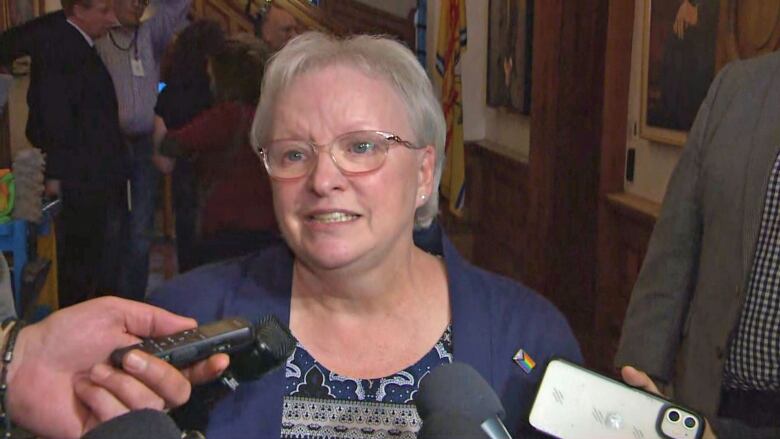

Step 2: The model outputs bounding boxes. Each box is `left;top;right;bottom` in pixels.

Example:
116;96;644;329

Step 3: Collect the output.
259;130;424;180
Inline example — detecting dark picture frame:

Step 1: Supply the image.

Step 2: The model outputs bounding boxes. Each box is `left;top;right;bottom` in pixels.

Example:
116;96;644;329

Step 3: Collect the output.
640;0;780;146
486;0;533;114
8;0;43;27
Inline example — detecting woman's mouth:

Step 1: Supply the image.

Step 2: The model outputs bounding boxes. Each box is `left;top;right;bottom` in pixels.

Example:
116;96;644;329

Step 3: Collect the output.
308;212;361;223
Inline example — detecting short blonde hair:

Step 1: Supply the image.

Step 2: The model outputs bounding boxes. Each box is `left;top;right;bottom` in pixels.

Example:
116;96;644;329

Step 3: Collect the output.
250;32;446;229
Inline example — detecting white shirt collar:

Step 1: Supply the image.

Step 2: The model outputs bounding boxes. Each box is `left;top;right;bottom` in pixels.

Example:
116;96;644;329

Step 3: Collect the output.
66;19;95;47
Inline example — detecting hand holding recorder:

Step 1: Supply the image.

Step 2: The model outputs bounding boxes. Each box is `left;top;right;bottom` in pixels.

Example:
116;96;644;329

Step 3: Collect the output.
5;297;229;439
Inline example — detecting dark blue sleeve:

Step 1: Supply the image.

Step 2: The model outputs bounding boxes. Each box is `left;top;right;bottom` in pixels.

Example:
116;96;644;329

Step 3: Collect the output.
487;278;582;438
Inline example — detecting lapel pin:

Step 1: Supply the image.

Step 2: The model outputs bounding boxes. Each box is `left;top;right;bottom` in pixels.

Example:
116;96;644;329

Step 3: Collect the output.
513;349;536;374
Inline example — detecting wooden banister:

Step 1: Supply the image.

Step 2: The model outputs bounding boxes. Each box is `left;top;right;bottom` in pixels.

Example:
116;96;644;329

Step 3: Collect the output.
194;0;414;47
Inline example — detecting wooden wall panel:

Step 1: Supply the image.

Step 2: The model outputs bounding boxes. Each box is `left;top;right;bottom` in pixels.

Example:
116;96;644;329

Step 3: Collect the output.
471;147;529;280
439;143;529;282
525;0;609;363
441;0;647;374
593;193;658;373
592;0;637;374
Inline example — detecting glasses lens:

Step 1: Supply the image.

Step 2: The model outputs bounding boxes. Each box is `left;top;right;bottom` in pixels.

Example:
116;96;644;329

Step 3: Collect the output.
332;131;390;173
264;141;314;179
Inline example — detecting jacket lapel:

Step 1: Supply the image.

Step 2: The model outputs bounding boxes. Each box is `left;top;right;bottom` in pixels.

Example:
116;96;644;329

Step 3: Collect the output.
444;234;494;384
741;56;780;281
220;246;294;438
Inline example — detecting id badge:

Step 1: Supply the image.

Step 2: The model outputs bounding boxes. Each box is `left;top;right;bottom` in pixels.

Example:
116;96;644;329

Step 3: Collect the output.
131;55;145;77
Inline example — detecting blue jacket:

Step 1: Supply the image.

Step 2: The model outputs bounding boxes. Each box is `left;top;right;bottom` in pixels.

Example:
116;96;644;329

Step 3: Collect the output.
150;231;582;438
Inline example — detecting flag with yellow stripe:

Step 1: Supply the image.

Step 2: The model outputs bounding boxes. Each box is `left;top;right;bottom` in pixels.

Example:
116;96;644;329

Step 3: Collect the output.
435;0;467;215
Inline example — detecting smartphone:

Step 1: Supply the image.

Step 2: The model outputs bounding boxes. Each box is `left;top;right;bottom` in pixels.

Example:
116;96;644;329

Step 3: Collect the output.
529;358;704;439
110;317;255;368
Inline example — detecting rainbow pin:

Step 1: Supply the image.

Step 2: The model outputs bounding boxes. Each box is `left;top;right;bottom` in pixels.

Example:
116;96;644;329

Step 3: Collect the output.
512;349;536;374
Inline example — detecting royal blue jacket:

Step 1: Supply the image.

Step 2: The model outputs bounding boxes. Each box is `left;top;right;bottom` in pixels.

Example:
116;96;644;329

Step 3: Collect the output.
150;230;582;438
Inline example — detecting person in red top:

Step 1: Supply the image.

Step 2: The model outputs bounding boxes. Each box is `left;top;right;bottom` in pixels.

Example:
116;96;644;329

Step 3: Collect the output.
159;36;278;267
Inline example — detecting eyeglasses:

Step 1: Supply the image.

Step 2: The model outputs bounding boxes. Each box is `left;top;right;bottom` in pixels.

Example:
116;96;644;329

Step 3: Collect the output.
259;130;423;180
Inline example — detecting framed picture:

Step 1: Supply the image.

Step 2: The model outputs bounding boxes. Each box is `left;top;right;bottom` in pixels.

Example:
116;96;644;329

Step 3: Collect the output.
4;1;45;76
8;0;44;27
640;0;780;146
487;0;533;114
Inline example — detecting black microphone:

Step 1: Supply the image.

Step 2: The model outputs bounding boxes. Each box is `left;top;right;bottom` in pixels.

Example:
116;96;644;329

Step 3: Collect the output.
227;314;297;381
417;411;489;438
170;315;297;432
416;362;513;439
81;409;203;439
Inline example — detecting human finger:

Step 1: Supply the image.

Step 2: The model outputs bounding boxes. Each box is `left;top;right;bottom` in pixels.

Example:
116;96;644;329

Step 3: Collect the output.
74;373;131;423
99;296;197;338
181;353;230;386
121;350;192;408
621;365;661;395
87;362;166;411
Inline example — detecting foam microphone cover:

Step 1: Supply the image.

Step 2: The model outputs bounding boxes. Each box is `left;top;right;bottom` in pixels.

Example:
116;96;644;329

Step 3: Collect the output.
229;314;297;381
82;409;181;439
417;411;489;438
416;362;506;422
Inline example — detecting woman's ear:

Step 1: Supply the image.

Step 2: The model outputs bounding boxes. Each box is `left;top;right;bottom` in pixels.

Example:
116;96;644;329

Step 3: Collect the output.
416;145;435;207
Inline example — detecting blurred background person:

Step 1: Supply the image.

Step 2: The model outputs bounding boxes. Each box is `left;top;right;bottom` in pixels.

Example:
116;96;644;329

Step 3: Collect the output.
158;36;278;268
0;0;128;308
153;19;226;273
96;0;191;301
246;0;300;52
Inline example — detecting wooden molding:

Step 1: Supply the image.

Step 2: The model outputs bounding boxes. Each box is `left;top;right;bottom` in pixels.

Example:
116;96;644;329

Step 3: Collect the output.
605;191;660;224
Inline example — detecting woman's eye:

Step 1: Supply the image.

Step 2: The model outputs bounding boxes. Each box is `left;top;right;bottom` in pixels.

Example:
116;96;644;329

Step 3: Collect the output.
283;149;307;162
350;142;375;154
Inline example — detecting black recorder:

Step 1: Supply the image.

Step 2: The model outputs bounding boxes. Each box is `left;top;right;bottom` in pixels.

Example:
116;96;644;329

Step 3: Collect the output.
111;317;256;368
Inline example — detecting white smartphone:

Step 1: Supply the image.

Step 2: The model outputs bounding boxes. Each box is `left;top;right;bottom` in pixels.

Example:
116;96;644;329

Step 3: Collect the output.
529;358;704;439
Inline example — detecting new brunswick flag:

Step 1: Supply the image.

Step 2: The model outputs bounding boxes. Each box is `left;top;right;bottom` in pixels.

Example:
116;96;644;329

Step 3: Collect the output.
435;0;467;215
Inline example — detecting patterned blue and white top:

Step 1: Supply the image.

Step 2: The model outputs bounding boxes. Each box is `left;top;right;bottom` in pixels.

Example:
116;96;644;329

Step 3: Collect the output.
281;326;453;438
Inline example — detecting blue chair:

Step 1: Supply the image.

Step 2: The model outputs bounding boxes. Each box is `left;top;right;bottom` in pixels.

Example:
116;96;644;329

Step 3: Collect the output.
0;219;28;312
0;199;60;317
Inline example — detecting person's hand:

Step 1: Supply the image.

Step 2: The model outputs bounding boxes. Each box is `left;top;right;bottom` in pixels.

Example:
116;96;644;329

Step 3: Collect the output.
673;0;699;39
621;366;717;439
6;297;230;439
152;152;176;174
44;179;61;198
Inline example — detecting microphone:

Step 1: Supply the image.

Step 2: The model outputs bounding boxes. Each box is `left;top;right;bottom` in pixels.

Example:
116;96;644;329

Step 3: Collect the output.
417;412;488;438
416;362;513;439
170;315;297;432
227;314;297;382
81;409;203;439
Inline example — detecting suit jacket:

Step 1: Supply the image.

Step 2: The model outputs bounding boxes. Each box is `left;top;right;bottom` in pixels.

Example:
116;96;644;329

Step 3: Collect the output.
150;230;582;438
615;51;780;434
0;11;127;187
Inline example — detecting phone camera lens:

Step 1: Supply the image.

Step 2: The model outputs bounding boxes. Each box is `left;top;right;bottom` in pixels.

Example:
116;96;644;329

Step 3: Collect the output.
667;410;681;422
684;417;697;429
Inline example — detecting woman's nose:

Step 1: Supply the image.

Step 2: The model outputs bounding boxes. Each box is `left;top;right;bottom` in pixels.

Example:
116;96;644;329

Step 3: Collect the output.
307;147;347;195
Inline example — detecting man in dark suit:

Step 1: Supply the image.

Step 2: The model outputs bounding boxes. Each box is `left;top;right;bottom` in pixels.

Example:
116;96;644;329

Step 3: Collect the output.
0;0;130;308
